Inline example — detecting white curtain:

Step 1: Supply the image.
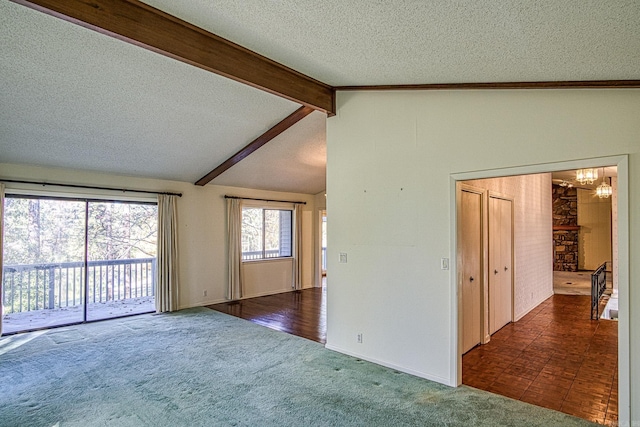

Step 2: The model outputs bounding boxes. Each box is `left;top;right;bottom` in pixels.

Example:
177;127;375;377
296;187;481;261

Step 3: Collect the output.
156;194;179;313
292;204;303;290
226;198;243;300
0;183;4;335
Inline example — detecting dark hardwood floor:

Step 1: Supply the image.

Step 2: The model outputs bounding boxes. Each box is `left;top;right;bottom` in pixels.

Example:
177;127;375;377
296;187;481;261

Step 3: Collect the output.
463;294;618;426
206;289;617;425
207;286;326;344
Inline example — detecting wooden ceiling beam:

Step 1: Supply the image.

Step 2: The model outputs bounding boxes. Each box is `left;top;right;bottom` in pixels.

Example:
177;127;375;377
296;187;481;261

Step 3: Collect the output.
12;0;336;115
335;80;640;91
195;106;314;186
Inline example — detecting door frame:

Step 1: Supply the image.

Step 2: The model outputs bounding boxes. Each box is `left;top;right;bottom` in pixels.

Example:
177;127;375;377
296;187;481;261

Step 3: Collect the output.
315;208;327;287
449;155;630;424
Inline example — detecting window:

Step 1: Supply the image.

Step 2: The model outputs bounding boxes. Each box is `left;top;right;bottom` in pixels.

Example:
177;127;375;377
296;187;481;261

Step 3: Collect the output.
242;207;292;260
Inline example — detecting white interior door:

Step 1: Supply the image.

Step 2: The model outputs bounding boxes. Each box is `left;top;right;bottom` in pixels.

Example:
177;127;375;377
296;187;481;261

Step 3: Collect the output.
500;198;513;329
489;196;513;334
460;189;483;354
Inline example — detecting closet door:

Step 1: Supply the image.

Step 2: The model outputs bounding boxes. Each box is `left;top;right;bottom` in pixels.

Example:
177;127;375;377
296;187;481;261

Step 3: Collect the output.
460;189;483;353
489;196;513;334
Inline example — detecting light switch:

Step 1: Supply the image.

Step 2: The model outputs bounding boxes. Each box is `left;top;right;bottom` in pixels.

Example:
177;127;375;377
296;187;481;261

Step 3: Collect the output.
441;258;449;270
339;252;348;263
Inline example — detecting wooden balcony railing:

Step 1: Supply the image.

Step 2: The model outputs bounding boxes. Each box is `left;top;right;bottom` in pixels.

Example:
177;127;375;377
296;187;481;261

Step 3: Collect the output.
2;258;156;315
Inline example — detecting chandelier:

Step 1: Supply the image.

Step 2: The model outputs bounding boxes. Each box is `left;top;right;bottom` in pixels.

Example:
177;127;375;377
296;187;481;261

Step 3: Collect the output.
596;168;612;199
576;168;598;185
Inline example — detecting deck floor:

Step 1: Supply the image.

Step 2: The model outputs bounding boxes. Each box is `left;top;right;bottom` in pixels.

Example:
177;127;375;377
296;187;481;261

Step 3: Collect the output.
2;297;154;334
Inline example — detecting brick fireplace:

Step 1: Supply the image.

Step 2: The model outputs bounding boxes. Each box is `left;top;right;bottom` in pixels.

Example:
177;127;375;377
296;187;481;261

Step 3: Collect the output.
552;184;579;271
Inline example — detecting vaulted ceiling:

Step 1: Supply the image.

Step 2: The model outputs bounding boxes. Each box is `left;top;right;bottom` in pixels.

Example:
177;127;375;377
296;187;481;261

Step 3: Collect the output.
1;1;639;194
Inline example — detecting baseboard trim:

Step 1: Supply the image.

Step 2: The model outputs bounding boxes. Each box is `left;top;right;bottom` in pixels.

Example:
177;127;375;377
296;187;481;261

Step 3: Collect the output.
178;299;226;310
514;290;554;322
178;286;317;311
241;288;294;299
324;343;454;387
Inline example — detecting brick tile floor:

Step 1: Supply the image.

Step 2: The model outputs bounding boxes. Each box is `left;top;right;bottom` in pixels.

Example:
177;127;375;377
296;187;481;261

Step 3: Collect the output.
462;294;617;425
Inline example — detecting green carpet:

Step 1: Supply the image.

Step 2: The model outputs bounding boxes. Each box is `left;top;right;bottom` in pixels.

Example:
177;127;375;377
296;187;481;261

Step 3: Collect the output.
0;308;597;427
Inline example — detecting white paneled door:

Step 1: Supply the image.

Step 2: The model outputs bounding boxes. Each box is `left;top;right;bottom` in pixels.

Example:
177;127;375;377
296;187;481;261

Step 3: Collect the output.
460;189;483;354
489;196;513;335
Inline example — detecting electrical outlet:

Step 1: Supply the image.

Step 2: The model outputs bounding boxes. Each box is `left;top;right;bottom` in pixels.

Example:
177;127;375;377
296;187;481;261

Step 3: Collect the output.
357;333;363;343
339;252;348;263
203;290;207;297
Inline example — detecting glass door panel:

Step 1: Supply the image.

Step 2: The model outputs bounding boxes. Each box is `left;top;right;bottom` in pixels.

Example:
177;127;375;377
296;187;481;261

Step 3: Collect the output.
86;202;157;321
2;197;86;333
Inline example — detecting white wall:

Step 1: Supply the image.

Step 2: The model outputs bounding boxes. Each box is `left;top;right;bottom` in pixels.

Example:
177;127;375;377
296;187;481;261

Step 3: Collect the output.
326;89;639;421
243;258;293;297
577;188;612;271
464;173;553;321
0;162;318;308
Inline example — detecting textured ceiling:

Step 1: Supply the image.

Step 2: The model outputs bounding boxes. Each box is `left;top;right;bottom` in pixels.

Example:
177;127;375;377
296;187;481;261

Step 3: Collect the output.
213;111;326;195
0;1;299;184
142;0;640;86
2;0;639;195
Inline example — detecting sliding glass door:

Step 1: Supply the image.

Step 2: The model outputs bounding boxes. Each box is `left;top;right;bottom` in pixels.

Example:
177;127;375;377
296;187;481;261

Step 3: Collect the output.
87;202;157;321
2;198;86;333
2;196;157;334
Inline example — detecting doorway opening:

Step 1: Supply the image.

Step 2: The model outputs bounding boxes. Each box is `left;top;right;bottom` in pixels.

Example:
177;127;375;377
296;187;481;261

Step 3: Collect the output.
1;195;158;335
321;210;327;278
454;158;625;425
317;209;327;289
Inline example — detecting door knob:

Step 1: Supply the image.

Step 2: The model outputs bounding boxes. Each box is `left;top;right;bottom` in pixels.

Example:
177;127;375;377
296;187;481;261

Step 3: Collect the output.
494;269;498;274
504;266;508;271
469;276;474;282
